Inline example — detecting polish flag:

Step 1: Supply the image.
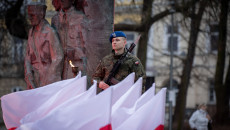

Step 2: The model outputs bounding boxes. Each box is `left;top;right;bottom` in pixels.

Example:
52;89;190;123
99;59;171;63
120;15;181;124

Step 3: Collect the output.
112;77;142;114
17;86;113;130
112;83;155;128
1;73;81;129
115;88;167;130
20;76;88;124
133;83;155;110
111;72;135;105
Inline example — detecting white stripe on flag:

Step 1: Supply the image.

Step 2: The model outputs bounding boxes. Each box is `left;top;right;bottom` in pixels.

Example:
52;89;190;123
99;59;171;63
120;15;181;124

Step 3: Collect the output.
115;88;167;130
111;72;135;105
112;77;142;114
17;84;112;130
112;83;155;129
20;76;87;124
1;72;82;129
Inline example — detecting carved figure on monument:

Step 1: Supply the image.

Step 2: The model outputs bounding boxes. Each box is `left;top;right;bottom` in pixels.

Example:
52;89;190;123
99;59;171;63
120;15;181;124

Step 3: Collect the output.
52;0;89;79
24;1;64;89
51;0;61;30
52;0;62;11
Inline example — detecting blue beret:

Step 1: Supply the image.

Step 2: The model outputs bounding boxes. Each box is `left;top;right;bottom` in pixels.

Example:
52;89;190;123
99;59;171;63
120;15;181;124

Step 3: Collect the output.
109;31;127;43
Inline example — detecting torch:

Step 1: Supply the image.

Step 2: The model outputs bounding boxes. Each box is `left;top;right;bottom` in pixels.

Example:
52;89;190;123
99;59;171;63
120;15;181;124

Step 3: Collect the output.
69;60;79;77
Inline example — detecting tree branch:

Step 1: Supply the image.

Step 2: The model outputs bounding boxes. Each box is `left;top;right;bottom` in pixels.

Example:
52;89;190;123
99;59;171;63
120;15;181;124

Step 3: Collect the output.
114;0;199;32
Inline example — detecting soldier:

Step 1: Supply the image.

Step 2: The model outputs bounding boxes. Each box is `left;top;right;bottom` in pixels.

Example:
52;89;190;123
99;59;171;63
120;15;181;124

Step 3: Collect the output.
54;0;89;79
24;2;63;89
93;31;146;92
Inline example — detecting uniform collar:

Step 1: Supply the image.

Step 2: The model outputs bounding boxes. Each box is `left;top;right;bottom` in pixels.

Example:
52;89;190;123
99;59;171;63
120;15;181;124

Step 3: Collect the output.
112;48;127;59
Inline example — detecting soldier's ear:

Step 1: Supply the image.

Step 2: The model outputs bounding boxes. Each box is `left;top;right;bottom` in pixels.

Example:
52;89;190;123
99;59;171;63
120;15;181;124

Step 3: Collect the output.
123;38;127;45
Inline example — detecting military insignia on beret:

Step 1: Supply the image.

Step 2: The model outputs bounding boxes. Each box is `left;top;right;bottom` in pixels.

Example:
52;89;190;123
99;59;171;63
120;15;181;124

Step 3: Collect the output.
112;33;116;38
135;61;139;65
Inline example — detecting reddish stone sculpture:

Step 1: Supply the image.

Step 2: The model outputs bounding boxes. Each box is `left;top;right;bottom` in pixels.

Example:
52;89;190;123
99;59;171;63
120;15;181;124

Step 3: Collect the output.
52;0;89;79
50;0;114;86
51;0;61;30
24;2;64;89
52;0;61;11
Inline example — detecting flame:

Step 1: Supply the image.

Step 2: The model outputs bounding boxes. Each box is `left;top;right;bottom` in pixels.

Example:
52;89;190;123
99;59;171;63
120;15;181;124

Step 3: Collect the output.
69;60;75;67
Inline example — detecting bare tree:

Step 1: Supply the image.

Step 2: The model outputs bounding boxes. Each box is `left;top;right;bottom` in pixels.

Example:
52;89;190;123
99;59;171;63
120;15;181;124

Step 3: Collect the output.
114;0;227;129
115;0;199;68
173;1;208;129
214;0;229;124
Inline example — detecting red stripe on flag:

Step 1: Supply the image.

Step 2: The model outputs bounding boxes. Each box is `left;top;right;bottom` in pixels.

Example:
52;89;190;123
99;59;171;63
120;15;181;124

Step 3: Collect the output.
100;124;112;130
8;127;17;130
155;124;164;130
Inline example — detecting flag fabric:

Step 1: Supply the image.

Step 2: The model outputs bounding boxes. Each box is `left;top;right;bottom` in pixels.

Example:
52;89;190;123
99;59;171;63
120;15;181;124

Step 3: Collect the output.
1;72;167;130
1;72;81;129
115;88;167;130
112;83;155;129
17;86;113;130
111;72;135;105
112;77;142;114
99;124;112;130
133;83;155;110
20;76;87;124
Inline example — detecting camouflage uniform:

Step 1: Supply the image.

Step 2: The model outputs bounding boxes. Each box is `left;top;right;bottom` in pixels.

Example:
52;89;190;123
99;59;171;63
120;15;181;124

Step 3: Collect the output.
93;49;146;92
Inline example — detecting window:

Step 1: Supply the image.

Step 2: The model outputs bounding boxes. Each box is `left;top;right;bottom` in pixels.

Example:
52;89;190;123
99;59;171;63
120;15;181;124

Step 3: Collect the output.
209;79;216;104
163;79;178;106
209;24;219;52
126;33;135;41
165;25;179;54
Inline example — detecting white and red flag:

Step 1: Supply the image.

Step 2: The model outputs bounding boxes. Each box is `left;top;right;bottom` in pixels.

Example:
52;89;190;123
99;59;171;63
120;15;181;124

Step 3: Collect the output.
112;77;142;114
1;72;82;129
133;83;155;110
20;76;88;124
17;85;113;130
111;72;135;105
112;83;155;129
1;71;167;130
115;88;166;130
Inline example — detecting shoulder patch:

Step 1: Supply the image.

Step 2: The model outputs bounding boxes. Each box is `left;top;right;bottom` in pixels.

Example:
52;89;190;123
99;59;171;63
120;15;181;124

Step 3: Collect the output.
135;61;139;65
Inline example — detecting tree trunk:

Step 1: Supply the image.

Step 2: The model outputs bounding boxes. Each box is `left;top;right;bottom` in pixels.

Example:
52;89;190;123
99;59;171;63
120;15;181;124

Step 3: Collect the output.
214;0;229;124
114;0;198;68
224;56;230;119
136;0;153;69
173;0;207;129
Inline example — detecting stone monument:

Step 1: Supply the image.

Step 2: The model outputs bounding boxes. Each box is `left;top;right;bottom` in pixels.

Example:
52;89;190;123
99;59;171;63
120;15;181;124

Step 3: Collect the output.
24;1;63;89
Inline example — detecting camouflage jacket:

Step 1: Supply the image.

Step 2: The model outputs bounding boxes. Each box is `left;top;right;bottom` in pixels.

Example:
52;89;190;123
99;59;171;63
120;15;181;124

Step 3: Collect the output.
93;50;146;91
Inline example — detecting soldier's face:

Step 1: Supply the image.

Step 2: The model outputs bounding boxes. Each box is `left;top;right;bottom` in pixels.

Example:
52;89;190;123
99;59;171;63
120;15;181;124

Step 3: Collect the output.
112;37;127;51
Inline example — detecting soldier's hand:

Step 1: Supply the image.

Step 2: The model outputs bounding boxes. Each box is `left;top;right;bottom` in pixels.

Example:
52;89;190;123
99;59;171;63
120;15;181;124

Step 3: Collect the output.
99;81;109;90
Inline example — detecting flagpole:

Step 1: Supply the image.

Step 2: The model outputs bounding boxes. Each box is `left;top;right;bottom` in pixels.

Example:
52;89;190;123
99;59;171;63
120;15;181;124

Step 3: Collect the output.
108;87;113;128
169;1;175;130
